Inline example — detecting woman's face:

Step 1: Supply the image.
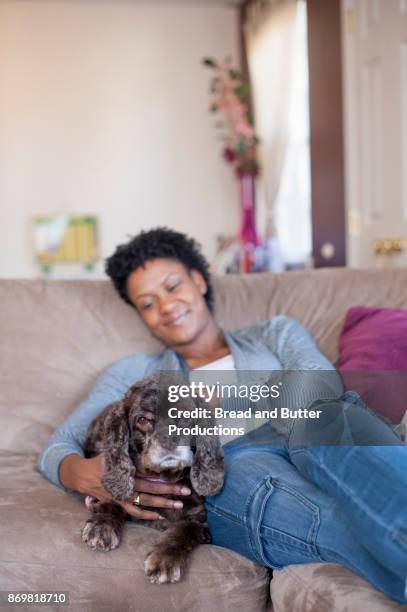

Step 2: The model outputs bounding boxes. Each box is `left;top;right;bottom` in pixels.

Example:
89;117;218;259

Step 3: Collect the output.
126;258;211;347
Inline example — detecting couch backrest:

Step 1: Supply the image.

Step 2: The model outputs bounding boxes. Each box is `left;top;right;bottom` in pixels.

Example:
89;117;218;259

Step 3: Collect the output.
1;268;407;453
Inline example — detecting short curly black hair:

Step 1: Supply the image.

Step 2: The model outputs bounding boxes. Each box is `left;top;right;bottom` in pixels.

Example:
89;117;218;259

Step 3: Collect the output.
105;227;214;311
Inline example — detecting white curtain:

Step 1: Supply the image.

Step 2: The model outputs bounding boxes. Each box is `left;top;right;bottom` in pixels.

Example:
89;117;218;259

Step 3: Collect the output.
244;0;312;266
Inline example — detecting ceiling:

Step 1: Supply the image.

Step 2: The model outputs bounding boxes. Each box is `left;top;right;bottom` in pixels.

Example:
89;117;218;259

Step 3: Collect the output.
14;0;245;5
120;0;245;5
149;1;243;3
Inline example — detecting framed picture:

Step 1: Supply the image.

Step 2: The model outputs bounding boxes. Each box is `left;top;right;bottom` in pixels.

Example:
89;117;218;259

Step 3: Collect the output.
33;214;98;271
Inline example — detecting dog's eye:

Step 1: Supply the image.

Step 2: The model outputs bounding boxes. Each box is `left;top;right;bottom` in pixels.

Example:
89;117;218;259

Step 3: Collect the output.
136;415;154;432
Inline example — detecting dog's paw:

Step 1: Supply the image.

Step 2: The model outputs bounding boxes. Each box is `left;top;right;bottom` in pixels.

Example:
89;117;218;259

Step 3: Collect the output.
144;549;184;584
81;519;121;552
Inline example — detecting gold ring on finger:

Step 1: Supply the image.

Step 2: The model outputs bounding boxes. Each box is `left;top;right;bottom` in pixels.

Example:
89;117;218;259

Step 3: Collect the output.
133;493;142;506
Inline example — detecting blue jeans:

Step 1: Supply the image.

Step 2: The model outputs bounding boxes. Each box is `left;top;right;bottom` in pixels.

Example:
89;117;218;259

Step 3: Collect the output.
205;392;407;604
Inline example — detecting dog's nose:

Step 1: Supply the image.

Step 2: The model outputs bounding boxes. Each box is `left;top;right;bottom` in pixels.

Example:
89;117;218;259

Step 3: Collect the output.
159;446;192;468
160;456;180;468
151;446;193;469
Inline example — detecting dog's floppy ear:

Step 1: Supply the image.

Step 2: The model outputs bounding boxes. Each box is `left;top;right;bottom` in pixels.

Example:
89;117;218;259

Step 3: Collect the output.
101;392;136;500
190;406;224;497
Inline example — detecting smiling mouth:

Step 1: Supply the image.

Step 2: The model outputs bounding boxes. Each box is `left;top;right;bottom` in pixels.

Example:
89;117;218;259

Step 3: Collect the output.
166;311;189;327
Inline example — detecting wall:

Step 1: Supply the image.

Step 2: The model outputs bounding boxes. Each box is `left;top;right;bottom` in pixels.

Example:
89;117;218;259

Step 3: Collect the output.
0;0;240;278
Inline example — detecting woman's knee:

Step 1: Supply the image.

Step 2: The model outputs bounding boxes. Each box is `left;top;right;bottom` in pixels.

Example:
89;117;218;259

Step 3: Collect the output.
289;392;402;448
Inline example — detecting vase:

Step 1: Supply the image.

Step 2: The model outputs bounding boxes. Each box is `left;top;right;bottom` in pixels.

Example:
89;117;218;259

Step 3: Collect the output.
237;173;260;273
213;174;272;274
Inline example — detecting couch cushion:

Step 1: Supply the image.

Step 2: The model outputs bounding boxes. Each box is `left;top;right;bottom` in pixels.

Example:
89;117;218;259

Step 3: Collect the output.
270;563;406;611
338;306;407;424
0;452;270;612
338;306;407;371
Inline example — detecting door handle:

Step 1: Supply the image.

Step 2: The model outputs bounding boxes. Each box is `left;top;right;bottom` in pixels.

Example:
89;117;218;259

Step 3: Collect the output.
372;238;405;255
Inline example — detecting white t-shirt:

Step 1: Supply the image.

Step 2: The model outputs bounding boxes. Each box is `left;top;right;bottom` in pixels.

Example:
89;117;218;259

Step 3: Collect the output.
191;353;244;443
193;353;235;372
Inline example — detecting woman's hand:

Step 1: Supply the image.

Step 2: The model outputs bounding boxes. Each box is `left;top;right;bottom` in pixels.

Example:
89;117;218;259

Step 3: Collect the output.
59;453;191;521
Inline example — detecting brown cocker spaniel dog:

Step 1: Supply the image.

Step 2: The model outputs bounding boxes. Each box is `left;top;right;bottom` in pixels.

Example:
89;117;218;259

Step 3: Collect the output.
81;372;224;584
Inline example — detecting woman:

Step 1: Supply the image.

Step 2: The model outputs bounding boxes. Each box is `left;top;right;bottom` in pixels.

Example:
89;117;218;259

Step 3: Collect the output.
38;228;407;604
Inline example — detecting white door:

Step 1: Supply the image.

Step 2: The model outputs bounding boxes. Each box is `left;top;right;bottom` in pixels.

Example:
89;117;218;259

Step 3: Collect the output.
342;0;407;268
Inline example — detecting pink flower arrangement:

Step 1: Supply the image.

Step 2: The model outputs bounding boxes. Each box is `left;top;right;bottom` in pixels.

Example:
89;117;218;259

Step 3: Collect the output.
202;57;260;177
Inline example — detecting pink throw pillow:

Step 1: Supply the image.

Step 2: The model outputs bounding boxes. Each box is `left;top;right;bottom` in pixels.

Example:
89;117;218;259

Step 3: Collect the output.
338;306;407;424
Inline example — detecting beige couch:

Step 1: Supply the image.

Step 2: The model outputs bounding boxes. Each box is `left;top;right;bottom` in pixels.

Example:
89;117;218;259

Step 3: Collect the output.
1;268;407;612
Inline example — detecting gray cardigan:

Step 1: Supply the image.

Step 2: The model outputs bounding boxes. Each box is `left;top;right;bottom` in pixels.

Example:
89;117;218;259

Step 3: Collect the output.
37;315;340;491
